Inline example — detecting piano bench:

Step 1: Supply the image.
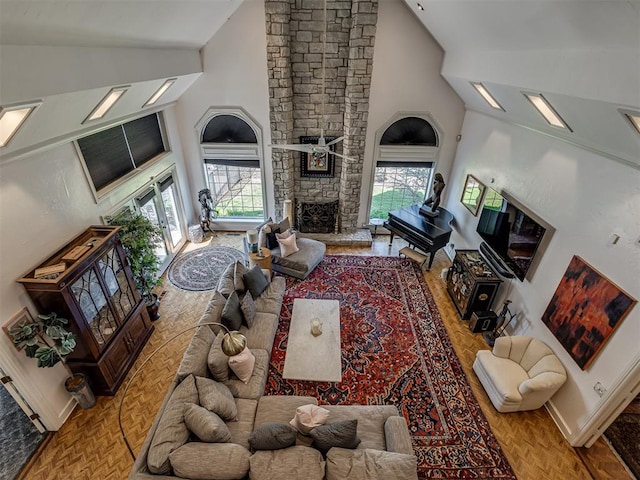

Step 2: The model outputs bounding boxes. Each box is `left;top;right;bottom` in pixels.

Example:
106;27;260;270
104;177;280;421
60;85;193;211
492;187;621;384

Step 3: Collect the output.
399;246;429;269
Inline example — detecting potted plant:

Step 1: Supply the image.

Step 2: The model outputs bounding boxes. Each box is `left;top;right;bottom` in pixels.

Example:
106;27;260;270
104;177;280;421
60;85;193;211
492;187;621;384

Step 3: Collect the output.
108;210;163;320
9;312;96;409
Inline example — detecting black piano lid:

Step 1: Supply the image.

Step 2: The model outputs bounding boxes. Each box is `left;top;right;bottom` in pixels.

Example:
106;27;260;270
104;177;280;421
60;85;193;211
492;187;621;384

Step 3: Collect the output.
387;204;453;237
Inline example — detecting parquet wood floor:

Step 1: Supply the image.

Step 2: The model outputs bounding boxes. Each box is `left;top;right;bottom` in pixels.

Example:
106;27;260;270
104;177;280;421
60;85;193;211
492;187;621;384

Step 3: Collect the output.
19;233;629;480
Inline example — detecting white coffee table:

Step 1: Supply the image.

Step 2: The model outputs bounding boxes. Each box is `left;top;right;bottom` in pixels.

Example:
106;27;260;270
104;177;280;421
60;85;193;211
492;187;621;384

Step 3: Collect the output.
283;299;342;382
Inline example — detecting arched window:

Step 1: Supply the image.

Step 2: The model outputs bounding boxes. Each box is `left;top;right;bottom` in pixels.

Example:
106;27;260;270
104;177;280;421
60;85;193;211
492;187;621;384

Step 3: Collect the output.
197;110;264;220
369;115;440;221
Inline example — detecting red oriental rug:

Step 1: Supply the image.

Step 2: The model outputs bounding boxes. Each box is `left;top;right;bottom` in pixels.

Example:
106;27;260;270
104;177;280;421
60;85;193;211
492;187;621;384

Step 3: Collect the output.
264;255;516;480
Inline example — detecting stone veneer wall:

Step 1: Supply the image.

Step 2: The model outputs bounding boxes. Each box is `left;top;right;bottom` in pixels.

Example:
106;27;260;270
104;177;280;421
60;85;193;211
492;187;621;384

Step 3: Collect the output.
265;0;378;231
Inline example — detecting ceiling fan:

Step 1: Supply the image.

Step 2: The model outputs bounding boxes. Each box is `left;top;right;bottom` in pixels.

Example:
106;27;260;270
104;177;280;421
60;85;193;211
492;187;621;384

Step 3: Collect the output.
269;0;356;163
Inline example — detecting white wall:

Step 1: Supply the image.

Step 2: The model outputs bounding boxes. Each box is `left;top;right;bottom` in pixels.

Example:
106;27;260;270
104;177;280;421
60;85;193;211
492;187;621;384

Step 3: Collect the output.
174;0;273;225
446;110;640;442
0;108;188;429
358;0;466;224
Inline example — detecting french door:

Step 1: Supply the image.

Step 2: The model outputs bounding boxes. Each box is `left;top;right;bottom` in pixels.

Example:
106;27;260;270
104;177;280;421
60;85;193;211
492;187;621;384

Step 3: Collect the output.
136;173;186;273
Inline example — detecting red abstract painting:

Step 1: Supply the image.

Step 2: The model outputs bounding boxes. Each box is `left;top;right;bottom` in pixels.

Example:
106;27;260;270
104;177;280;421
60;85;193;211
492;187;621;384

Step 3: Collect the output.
542;256;636;370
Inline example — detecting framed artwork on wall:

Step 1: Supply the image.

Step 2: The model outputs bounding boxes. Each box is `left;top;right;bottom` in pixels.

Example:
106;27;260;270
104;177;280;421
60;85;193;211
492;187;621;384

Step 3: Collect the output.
460;174;486;216
300;136;336;178
541;255;636;370
3;307;34;351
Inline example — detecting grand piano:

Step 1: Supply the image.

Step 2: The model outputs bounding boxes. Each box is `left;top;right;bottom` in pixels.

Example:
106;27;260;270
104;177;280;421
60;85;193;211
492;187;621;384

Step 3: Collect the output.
384;204;454;270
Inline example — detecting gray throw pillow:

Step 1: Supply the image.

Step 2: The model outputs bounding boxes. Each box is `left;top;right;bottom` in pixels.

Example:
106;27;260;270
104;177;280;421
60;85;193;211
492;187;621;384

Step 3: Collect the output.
310;419;361;454
183;403;231;443
195;376;237;421
248;423;297;451
243;265;269;299
221;291;242;331
240;293;257;328
208;331;230;382
233;261;248;293
274;217;291;232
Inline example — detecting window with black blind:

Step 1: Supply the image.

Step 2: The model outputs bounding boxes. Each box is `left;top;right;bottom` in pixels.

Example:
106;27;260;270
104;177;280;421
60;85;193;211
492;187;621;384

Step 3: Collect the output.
77;113;166;193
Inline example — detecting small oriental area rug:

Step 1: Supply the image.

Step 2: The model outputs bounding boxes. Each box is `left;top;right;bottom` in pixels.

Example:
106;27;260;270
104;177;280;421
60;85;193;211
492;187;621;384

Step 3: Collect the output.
167;246;244;291
265;255;516;480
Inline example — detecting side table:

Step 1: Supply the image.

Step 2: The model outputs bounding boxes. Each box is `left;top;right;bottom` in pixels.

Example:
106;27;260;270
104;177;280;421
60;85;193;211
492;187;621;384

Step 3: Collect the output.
249;249;272;276
370;218;385;237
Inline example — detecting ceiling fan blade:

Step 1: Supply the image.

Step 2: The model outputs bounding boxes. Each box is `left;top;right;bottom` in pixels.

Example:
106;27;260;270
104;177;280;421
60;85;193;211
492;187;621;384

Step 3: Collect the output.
329;151;357;162
326;136;344;147
269;143;314;153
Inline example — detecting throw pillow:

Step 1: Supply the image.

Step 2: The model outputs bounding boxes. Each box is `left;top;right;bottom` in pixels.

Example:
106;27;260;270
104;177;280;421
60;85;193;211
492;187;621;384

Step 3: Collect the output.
183;403;231;443
258;219;273;249
195;376;237;421
176;325;215;381
289;404;330;435
228;346;255;384
274;217;291;233
208;332;230;382
242;265;269;298
248;422;297;451
278;233;299;258
221;291;242;331
240;292;257;328
198;291;227;333
233;261;248;293
310;419;361;454
276;228;293;241
266;228;281;250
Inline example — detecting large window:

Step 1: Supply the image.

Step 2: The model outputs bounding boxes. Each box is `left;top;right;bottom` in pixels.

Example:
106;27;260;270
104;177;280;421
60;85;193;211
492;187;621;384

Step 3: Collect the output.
204;160;263;218
200;112;264;219
369;161;433;220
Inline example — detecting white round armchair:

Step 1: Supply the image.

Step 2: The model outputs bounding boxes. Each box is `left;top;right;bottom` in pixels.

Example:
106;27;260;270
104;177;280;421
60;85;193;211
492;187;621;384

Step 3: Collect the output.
473;335;567;413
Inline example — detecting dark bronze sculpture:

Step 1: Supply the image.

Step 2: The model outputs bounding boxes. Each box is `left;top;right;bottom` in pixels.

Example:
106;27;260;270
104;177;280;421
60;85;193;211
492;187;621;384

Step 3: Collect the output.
423;173;446;214
198;188;216;234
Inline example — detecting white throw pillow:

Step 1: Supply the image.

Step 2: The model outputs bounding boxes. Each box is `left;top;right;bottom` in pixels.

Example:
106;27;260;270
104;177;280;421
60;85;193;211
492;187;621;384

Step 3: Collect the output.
277;233;299;258
228;346;256;384
289;403;330;434
276;228;293;240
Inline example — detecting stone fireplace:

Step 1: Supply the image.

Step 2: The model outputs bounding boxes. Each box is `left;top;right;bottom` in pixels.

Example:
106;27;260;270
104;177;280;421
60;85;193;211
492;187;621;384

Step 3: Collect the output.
265;0;379;233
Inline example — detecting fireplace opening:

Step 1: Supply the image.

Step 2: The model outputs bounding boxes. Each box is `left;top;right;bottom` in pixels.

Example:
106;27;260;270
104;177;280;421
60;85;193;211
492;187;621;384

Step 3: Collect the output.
295;199;339;234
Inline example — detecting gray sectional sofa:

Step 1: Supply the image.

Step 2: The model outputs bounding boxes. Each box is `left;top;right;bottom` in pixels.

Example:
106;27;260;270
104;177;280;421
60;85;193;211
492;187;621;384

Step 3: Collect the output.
128;261;418;480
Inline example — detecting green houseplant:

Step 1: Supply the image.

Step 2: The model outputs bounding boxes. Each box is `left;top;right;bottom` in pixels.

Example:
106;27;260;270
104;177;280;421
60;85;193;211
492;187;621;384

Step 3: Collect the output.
107;210;163;320
9;312;96;409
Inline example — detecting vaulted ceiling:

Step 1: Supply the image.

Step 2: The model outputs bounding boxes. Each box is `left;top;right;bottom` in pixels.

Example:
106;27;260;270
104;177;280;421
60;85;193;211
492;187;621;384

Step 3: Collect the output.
1;0;638;168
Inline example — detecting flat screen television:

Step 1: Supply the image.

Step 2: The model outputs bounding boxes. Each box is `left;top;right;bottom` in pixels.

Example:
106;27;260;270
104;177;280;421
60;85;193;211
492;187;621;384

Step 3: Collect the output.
476;188;550;281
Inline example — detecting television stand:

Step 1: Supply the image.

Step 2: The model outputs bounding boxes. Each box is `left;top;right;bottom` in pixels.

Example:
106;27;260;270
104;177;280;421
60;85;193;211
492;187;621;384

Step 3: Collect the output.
479;242;515;279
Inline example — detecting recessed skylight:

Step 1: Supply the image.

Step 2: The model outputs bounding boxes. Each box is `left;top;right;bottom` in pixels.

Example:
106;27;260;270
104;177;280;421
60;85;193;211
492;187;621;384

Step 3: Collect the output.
0;102;41;147
523;92;572;131
471;82;504;111
143;78;177;108
84;86;129;123
619;109;640;136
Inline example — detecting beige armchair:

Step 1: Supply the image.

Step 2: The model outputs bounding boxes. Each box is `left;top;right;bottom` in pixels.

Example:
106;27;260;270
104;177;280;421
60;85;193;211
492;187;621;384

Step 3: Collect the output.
473;335;567;413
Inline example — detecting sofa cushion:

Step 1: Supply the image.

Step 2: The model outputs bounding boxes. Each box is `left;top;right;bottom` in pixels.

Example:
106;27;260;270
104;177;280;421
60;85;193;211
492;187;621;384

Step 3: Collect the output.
184;403;231;443
208;332;230;382
177;325;215;381
239;312;278;351
248;422;297;451
147;375;199;474
254;396;319;429
240;292;257;328
249;446;325;480
228;346;255;384
169;442;250;480
243;265;269;299
227;398;258;450
233;261;248;293
199;291;227;333
195;376;237;421
224;349;269;399
310;419;361;454
253;277;286;316
323;405;399;451
325;448;418;480
217;263;237;298
290;404;330;434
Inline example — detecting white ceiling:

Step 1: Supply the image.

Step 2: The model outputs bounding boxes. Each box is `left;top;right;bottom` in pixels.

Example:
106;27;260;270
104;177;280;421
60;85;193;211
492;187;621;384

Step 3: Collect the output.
1;0;639;167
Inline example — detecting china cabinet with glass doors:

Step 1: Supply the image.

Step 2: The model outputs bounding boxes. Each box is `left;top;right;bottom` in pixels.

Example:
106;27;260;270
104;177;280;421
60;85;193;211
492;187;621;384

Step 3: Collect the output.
17;226;154;395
